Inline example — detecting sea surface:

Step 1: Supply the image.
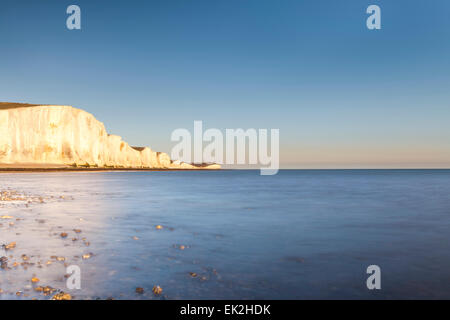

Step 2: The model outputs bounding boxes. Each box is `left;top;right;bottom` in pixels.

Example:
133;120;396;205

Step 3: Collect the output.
1;169;450;299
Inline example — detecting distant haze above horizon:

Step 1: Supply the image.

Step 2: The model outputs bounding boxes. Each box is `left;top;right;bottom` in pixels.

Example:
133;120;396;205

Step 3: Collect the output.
1;0;449;169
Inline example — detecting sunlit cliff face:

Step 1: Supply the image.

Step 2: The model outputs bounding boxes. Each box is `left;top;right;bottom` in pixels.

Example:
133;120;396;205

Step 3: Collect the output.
0;103;218;169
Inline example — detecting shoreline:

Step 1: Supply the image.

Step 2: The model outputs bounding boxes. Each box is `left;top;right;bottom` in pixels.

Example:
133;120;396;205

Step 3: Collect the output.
0;167;222;173
1;167;449;173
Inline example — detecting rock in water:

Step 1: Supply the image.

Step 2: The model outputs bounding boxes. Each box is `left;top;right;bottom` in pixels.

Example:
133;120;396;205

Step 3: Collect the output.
0;256;8;269
51;292;72;300
152;285;163;295
3;242;16;250
135;287;144;294
0;103;220;170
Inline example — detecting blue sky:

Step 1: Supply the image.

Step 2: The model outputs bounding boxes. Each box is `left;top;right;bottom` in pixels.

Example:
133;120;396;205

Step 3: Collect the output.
1;0;449;168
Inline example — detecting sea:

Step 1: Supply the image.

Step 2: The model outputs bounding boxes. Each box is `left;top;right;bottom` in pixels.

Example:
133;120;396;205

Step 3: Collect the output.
1;169;450;299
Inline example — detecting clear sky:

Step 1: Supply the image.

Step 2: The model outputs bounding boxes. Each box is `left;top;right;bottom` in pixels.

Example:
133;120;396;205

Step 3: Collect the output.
1;0;449;168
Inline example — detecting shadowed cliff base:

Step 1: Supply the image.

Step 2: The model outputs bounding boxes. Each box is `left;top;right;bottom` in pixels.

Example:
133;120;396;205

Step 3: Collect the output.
0;163;222;172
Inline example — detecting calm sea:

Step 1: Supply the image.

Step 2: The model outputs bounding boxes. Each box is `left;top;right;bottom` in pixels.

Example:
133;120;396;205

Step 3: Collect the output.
1;170;450;299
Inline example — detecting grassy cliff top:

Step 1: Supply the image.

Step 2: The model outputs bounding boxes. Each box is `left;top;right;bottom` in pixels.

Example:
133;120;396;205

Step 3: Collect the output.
0;102;42;110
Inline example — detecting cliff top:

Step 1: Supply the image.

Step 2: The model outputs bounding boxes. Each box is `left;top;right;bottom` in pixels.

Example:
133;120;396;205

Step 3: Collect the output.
0;103;72;111
0;102;43;110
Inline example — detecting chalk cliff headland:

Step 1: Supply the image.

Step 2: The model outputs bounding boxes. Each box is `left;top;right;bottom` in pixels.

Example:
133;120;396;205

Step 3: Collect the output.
0;102;220;170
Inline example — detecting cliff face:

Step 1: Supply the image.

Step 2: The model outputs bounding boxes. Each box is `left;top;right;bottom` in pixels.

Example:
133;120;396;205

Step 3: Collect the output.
0;103;219;169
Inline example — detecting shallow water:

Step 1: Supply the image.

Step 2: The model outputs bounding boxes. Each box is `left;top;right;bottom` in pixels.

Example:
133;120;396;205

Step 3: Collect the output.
1;170;450;299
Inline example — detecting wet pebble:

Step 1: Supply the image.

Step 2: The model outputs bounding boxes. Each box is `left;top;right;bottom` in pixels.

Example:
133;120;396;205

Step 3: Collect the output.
82;253;93;260
152;285;163;295
51;292;72;300
135;287;144;294
3;242;16;250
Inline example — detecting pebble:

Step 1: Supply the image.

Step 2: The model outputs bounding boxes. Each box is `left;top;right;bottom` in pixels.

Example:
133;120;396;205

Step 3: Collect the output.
51;292;72;300
35;286;56;296
135;287;144;294
0;256;8;269
3;242;16;250
152;285;163;295
82;253;92;260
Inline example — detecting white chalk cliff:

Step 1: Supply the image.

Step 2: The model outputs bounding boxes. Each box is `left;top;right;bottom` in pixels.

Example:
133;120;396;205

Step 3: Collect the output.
0;103;219;169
